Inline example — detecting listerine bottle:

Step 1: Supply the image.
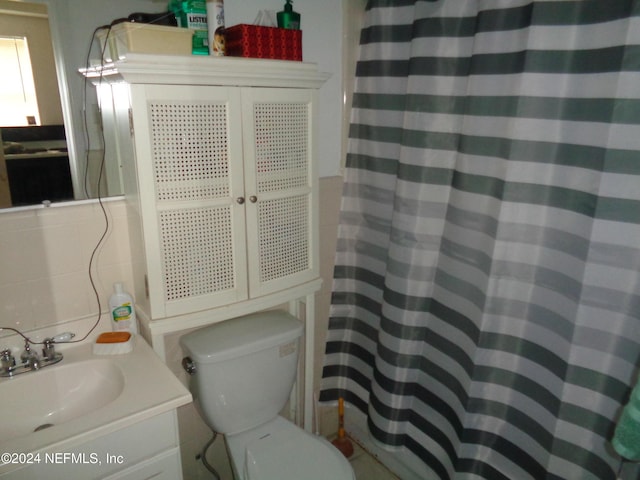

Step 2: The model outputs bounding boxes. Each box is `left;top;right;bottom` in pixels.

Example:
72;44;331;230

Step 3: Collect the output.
169;0;209;54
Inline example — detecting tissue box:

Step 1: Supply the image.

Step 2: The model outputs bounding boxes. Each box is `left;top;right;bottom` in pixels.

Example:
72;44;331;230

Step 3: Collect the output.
225;24;302;61
97;23;193;62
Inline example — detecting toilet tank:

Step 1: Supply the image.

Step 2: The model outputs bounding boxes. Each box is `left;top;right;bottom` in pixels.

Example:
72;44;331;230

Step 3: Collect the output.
180;311;303;435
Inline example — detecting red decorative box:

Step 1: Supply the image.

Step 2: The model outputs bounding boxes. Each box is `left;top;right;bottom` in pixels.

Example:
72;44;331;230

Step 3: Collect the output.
225;24;302;61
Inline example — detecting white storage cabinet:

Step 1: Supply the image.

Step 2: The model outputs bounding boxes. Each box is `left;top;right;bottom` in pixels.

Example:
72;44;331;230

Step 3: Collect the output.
128;84;317;319
93;55;327;321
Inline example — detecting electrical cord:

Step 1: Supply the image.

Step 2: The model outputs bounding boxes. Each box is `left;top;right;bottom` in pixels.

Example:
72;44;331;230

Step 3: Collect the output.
76;24;112;345
72;11;181;345
201;432;222;480
0;26;112;347
82;24;110;199
1;11;181;346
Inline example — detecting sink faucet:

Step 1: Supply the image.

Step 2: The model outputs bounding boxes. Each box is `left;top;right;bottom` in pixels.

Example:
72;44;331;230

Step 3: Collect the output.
20;341;41;370
0;331;74;377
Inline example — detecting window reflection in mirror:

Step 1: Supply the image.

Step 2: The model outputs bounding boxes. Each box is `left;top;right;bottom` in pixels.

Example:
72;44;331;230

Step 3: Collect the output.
0;0;72;208
0;36;39;126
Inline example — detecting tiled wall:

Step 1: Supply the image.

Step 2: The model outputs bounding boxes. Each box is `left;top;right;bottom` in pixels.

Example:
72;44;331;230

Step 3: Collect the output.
0;198;134;336
315;175;343;391
0;176;344;478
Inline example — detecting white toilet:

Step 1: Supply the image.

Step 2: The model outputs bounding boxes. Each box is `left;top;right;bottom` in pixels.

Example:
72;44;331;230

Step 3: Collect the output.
180;310;355;480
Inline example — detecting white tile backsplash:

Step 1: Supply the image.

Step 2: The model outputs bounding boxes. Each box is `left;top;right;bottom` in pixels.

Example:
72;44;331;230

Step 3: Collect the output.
0;198;134;337
0;229;47;284
0;282;33;331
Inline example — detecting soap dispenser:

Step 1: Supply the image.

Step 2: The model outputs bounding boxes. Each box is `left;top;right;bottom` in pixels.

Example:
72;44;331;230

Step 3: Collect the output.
277;0;300;30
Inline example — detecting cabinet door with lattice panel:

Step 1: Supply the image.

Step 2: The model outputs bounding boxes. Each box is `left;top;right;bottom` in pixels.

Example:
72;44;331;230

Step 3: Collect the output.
241;88;319;298
129;84;248;318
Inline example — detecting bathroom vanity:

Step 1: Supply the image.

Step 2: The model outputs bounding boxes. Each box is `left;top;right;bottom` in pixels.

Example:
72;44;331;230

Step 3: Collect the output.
0;335;191;479
85;54;329;430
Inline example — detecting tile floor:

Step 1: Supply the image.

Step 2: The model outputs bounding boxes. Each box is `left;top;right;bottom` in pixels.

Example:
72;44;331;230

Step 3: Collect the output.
343;436;401;480
192;431;400;479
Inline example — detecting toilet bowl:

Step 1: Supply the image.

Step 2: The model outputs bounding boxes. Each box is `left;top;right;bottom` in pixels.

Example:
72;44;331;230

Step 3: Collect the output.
228;417;355;480
180;310;355;480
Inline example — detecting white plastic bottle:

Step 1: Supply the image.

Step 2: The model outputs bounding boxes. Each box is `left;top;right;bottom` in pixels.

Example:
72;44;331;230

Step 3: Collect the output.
206;0;225;56
108;283;138;334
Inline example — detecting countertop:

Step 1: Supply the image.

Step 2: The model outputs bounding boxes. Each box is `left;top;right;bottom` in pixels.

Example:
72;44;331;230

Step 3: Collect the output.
0;335;191;474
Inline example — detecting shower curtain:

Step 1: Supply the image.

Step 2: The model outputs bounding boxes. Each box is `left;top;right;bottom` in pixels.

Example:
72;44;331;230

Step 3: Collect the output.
320;1;640;479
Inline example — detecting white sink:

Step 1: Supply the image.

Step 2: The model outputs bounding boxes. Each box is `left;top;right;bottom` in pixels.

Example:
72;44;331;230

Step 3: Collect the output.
1;359;124;439
0;334;191;476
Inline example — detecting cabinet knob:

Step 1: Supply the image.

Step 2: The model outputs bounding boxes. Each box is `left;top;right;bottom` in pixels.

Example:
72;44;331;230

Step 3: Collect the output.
236;197;245;205
249;195;258;203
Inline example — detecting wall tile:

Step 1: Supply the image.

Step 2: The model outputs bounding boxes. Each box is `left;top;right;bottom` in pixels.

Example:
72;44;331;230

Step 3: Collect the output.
0;199;134;335
0;229;47;284
0;282;34;333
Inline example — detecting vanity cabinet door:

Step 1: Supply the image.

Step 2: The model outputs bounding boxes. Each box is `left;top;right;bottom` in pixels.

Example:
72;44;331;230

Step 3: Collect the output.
241;88;319;298
129;84;248;319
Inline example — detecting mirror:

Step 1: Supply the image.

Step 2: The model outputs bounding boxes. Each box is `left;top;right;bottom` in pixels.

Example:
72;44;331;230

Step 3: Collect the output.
0;0;74;208
0;0;168;210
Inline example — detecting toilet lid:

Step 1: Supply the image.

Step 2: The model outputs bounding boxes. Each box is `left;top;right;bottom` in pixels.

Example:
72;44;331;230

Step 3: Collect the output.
242;421;354;480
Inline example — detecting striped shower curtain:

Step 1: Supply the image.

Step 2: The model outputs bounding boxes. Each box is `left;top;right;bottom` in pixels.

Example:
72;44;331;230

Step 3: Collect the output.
320;1;640;479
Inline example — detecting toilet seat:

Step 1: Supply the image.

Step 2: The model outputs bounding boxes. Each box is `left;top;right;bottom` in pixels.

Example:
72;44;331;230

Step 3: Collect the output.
226;416;355;480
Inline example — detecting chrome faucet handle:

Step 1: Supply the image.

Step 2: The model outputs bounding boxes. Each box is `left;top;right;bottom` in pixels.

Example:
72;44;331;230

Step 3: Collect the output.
41;333;73;363
0;348;15;372
50;332;75;343
42;338;56;360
